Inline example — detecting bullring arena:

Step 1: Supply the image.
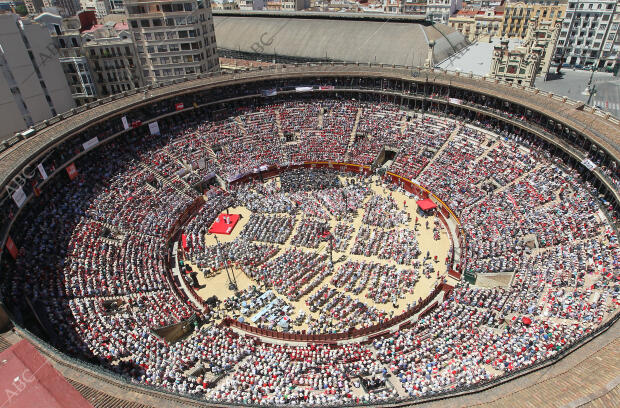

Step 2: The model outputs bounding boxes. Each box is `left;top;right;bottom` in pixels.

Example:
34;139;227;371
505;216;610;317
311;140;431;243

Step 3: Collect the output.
0;64;618;407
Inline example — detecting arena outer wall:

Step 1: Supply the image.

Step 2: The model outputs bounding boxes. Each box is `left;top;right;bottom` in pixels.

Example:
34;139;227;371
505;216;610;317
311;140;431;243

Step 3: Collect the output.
0;63;619;407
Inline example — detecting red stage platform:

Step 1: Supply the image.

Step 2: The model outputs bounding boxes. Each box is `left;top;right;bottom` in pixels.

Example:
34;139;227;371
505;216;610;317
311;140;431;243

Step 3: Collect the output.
416;198;437;211
208;213;241;235
0;340;93;408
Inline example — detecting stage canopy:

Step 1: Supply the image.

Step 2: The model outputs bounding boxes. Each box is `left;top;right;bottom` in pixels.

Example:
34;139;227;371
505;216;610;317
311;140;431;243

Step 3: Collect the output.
0;340;92;408
416;198;437;211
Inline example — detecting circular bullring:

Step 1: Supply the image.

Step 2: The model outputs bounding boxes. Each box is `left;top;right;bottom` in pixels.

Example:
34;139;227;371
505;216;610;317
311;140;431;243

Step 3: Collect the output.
0;64;618;407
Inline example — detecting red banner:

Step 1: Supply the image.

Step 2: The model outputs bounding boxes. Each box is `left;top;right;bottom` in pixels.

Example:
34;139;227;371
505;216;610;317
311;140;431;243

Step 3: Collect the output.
175;102;184;111
30;179;40;197
5;236;18;259
181;234;188;251
66;163;78;180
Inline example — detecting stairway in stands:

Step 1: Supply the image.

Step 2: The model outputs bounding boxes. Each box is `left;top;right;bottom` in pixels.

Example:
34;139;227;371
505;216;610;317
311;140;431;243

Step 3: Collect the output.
344;108;363;161
275;109;286;142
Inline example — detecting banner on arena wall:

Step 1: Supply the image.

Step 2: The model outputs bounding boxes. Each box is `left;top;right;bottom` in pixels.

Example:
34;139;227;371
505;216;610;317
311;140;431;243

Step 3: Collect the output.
37;163;48;180
175;102;184;111
148;121;160;136
319;85;334;90
11;187;26;208
82;136;99;151
581;158;597;171
261;89;277;97
30;179;41;197
295;86;313;92
121;116;129;130
131;120;142;128
449;98;463;105
5;236;18;259
66;163;78;180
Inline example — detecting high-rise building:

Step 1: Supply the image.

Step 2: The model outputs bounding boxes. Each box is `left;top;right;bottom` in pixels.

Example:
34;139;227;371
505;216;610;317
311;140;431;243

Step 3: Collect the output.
124;0;220;84
554;0;617;69
0;13;74;142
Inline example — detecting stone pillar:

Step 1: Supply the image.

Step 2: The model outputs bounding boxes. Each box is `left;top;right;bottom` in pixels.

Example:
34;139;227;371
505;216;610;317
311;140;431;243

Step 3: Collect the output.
425;40;435;68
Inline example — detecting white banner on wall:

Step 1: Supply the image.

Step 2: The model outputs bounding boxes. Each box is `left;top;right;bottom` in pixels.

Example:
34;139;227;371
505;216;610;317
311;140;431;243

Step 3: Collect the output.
121;116;129;130
148;121;160;135
82;136;99;151
581;158;597;171
37;163;48;180
12;187;26;208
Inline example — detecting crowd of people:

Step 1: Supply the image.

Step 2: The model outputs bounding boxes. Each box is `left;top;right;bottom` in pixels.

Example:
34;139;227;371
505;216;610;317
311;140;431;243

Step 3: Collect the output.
351;226;421;265
0;99;617;406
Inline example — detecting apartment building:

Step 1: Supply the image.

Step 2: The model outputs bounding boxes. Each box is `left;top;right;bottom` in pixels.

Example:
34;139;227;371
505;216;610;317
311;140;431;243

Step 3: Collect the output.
400;0;428;17
80;0;111;18
125;0;219;84
501;0;567;38
36;12;98;105
24;0;51;15
0;13;74;141
555;0;617;69
426;0;463;24
238;0;265;10
449;7;504;41
602;9;620;72
81;23;145;97
265;0;305;10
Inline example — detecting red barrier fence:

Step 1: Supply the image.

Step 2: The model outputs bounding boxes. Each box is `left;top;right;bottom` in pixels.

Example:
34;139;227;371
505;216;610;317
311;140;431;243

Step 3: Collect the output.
221;283;450;343
166;196;205;241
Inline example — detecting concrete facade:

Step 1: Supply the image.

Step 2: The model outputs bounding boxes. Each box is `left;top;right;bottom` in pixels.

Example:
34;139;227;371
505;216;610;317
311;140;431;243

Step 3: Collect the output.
0;14;74;142
125;0;220;84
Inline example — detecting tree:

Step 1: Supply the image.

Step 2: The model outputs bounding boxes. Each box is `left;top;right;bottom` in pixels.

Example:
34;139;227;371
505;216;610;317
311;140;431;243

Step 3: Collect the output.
15;5;28;16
